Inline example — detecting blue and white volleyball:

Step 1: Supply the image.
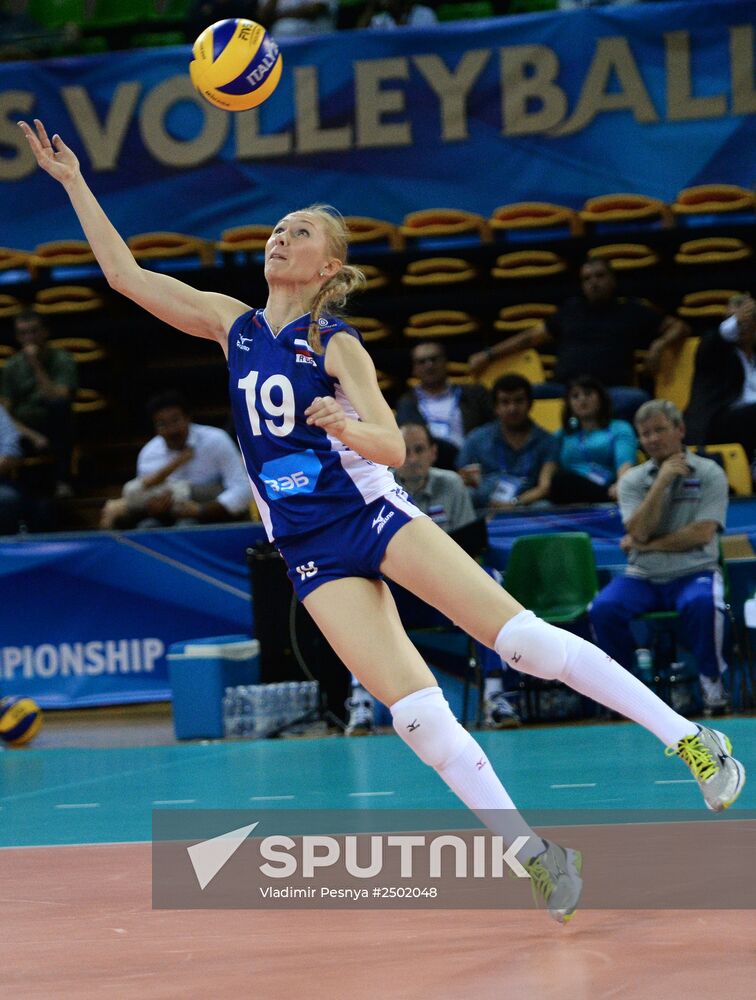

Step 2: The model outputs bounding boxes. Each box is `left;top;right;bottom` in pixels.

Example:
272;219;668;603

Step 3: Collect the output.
190;19;283;112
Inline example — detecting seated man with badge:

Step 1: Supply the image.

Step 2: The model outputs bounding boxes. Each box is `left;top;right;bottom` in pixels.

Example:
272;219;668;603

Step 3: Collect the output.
456;374;558;515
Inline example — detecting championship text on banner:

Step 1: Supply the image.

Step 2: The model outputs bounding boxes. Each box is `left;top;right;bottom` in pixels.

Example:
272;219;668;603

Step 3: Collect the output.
1;0;755;247
0;526;261;708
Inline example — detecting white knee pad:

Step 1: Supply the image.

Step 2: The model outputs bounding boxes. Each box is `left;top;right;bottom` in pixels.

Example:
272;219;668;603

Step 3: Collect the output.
390;686;472;771
494;610;571;682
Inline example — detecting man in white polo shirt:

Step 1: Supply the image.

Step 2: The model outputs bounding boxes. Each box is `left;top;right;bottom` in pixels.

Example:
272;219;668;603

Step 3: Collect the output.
100;391;250;529
590;399;731;715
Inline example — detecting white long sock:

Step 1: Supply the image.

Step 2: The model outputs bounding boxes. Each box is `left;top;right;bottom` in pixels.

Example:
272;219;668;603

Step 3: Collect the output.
391;687;546;857
495;611;697;747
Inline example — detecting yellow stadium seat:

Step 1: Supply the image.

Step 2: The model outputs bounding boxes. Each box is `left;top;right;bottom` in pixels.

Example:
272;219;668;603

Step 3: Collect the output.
654;336;700;413
34;285;105;314
0;248;29;272
0;344;15;368
530;398;563;432
356;264;390;290
491;250;566;280
402;257;477;286
489;201;583;237
580;193;673;228
346;316;391;343
400;208;492;245
217;224;273;253
345;216;404;251
672;184;756;218
0;293;23;319
676;290;741;321
494;302;557;334
48;338;106;364
695;443;752;497
674;237;753;266
72;388;108;414
587;243;659;270
28;240;96;279
403;310;478;339
127;232;215;267
474;349;546;389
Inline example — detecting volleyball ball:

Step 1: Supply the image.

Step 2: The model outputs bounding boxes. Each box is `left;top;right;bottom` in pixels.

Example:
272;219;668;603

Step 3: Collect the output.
0;695;43;747
190;18;283;112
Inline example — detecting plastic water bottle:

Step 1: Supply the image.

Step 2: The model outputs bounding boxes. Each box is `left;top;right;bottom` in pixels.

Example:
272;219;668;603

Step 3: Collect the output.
238;686;254;737
222;686;236;737
304;681;319;716
257;686;274;738
635;648;654;685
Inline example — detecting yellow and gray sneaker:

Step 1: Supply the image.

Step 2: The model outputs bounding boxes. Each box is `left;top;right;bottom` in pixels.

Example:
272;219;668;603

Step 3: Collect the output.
524;840;583;924
666;725;746;812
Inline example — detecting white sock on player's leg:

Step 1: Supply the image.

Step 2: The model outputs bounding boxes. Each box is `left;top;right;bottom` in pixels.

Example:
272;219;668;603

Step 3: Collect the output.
391;686;545;857
495;611;697;746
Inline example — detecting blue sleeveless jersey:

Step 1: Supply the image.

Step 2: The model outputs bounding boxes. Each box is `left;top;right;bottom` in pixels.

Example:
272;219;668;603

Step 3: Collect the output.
228;309;398;542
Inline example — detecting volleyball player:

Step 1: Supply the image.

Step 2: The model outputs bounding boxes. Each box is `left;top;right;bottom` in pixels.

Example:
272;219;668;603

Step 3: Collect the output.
18;118;745;924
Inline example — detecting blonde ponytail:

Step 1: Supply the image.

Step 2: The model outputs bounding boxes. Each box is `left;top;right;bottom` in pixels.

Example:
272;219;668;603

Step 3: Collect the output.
308;264;366;353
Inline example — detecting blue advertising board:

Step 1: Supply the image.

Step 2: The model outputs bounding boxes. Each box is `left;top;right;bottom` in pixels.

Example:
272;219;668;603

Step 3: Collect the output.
1;0;754;248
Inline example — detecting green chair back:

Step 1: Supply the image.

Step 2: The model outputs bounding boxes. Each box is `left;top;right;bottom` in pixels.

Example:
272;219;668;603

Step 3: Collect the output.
504;532;599;623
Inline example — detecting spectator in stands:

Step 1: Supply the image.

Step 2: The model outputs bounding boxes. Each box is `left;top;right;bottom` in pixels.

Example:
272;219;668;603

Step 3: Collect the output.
0;403;22;535
590;399;731;716
685;292;756;468
346;421;520;734
358;0;438;28
99;391;250;529
1;309;77;499
395;340;492;468
395;422;475;533
456;373;558;514
468;258;690;422
550;375;637;505
260;0;337;37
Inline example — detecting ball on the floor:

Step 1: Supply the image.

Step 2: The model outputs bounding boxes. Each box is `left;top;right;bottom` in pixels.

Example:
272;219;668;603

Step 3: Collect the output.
0;695;43;746
189;18;283;112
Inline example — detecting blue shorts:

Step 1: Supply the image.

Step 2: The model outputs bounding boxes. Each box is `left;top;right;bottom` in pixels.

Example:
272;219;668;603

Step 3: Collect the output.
276;489;424;600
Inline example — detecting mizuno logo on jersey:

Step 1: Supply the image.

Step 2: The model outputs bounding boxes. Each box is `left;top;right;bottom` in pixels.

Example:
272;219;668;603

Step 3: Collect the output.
371;505;394;535
296;561;318;580
236;334;253;352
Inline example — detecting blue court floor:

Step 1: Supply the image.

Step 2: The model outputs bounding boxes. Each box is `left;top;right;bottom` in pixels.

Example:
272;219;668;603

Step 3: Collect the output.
2;717;754;848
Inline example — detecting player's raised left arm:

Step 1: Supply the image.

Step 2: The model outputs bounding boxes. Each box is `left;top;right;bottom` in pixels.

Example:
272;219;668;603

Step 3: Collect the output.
18;119;248;347
306;333;405;467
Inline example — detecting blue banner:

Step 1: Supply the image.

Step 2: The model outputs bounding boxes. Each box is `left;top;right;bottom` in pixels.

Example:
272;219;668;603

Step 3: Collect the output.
0;524;263;708
1;0;754;248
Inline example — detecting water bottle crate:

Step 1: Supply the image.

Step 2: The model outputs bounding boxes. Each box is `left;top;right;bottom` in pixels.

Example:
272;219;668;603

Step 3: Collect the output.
223;681;320;739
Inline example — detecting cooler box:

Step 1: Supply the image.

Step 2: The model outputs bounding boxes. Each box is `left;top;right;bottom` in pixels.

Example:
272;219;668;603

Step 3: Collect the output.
168;635;260;739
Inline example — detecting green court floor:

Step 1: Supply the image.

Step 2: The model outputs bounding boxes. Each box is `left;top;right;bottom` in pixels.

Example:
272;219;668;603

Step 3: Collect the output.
2;718;754;848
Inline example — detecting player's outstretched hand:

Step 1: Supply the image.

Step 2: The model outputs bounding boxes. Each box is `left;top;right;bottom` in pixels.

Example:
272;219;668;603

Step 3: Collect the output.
17;119;80;187
305;395;347;435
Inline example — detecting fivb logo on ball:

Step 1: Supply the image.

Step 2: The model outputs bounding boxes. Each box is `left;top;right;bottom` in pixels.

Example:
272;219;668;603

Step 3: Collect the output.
190;18;283;113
